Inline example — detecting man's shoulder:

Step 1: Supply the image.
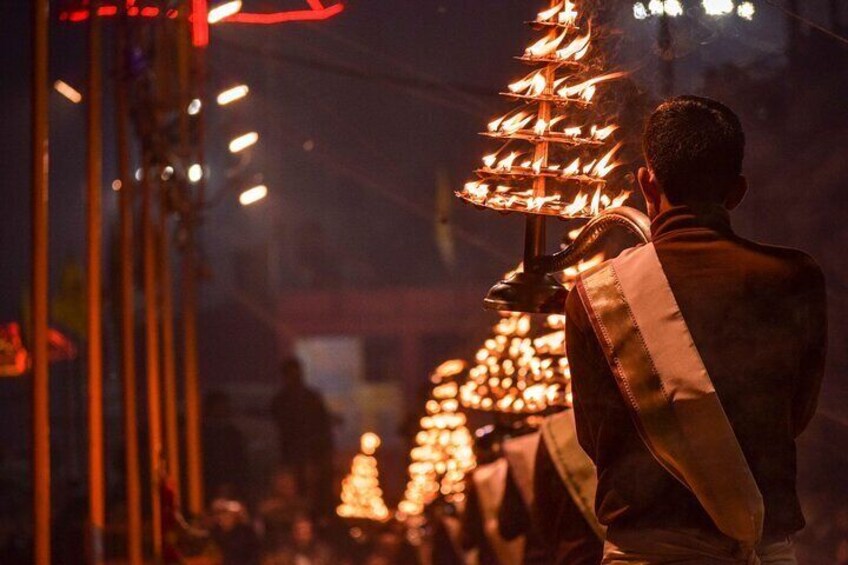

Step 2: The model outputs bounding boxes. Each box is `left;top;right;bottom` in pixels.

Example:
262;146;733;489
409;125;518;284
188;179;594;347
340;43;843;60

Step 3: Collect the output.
733;238;825;288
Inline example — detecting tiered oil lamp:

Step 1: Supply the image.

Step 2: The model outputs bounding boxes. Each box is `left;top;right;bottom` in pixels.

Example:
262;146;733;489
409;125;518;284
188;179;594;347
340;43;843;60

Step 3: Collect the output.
398;360;477;517
337;433;391;522
456;0;651;313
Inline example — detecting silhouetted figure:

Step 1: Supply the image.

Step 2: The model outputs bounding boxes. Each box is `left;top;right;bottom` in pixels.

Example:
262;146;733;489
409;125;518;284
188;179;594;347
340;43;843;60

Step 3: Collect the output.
202;391;248;502
258;467;311;551
266;514;335;565
209;498;261;565
271;358;334;515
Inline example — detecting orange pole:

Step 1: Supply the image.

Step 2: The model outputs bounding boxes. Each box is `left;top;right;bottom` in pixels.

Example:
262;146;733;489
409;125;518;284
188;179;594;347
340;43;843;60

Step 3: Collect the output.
31;0;51;561
184;39;206;517
116;18;143;564
160;204;181;503
86;3;106;563
142;166;163;557
182;242;202;514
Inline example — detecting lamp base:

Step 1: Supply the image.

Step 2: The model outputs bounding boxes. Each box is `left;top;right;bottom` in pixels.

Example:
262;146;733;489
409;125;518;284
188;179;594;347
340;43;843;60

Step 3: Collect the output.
483;271;567;314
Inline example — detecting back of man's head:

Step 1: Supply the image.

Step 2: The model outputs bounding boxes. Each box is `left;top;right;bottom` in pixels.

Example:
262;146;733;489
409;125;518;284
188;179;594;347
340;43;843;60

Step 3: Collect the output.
643;95;745;205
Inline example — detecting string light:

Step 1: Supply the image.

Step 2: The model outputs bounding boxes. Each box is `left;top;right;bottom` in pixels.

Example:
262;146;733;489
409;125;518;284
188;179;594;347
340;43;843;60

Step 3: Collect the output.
239;184;267;206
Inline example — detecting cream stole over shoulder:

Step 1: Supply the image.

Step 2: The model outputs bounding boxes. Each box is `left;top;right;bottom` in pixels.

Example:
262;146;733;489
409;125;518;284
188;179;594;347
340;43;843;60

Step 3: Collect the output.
540;410;605;540
502;431;540;509
472;458;525;565
575;242;764;547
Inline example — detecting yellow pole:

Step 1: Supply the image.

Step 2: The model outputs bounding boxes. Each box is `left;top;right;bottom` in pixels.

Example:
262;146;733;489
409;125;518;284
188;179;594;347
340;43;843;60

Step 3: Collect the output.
115;17;143;564
160;203;181;503
86;3;105;563
142;166;163;558
31;0;50;561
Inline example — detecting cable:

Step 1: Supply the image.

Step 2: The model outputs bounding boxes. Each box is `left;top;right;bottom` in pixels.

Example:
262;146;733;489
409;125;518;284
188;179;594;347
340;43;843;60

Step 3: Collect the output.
764;0;848;47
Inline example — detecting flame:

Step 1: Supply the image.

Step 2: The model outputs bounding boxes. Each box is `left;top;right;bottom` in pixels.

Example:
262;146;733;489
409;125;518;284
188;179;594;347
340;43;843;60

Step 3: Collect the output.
537;2;563;22
589;186;602;215
564;192;589;215
559;0;578;24
463;181;489;201
501;112;535;134
496;151;521;171
592;142;622;177
525;28;569;58
563;126;582;138
508;69;547;96
526;195;560;212
556;27;591;61
591;124;618;140
482;153;497;167
534;119;547;136
563;158;581;176
556;71;626;101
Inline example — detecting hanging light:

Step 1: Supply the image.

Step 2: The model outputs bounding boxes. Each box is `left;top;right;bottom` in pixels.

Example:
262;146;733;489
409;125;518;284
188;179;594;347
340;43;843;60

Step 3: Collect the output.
228;131;259;153
217;84;250;105
54;80;82;103
188;163;203;183
702;0;734;16
208;1;242;24
187;98;202;115
239;184;267;206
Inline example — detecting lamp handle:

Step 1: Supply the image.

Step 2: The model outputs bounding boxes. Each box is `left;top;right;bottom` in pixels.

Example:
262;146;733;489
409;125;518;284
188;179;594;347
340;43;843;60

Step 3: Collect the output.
531;206;652;274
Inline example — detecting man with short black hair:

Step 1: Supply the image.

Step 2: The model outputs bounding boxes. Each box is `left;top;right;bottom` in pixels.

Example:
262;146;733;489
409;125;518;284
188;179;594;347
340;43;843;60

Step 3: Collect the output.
566;96;827;563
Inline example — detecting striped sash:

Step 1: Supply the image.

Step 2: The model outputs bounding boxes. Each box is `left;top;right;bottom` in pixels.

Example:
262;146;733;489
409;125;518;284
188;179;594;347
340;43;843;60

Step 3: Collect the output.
575;242;764;548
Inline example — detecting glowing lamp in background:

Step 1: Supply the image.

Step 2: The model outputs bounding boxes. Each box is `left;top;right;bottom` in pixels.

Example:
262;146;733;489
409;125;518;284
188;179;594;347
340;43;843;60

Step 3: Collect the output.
229;131;259;153
736;2;755;20
187;98;203;116
239;185;267;206
207;0;242;23
188;163;203;183
702;0;734;16
216;84;250;105
360;433;381;455
54;80;82;103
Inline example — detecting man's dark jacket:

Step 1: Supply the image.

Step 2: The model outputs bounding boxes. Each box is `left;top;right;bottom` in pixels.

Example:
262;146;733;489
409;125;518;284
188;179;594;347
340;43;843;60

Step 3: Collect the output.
565;204;827;538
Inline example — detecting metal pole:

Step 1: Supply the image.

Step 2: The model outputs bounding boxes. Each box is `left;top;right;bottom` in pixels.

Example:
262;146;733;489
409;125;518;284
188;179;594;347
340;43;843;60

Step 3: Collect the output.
31;0;50;561
182;238;202;514
115;17;143;564
160;200;181;504
184;36;206;517
86;4;105;563
142;164;163;558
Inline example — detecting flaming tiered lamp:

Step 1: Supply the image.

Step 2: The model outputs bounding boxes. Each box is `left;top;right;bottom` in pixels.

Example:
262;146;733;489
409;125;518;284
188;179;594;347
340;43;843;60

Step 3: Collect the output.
337;433;391;522
398;360;477;517
456;0;641;313
459;254;603;413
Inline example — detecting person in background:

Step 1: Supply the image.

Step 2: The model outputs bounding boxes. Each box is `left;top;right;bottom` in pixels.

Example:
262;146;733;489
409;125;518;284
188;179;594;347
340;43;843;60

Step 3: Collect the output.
209;498;261;565
264;514;334;565
258;467;311;551
202;391;248;502
270;358;334;516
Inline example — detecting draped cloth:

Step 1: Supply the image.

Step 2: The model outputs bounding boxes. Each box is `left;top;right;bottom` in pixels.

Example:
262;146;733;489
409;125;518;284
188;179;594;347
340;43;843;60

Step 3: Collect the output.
575;243;766;563
502;432;540;509
540;410;605;541
472;459;525;565
602;528;795;565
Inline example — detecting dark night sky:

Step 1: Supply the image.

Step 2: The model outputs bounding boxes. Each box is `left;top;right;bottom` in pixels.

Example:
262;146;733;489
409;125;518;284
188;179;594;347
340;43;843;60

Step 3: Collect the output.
1;0;846;403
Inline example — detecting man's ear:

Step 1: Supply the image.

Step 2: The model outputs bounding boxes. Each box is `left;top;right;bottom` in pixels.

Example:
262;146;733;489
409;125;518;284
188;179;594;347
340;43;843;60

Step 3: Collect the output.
637;166;662;218
724;175;748;210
